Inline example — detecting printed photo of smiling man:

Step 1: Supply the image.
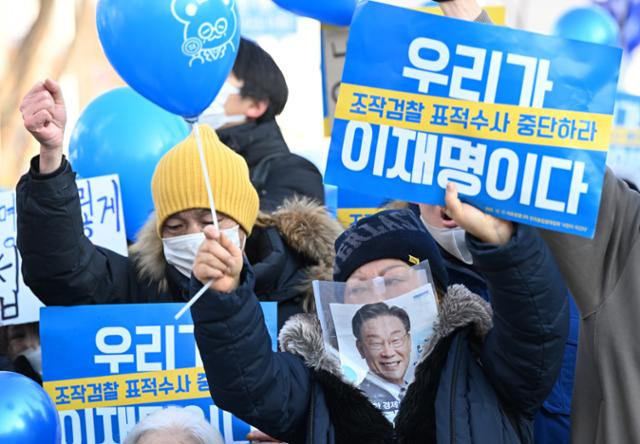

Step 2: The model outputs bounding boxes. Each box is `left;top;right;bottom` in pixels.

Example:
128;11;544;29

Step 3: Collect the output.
351;302;412;418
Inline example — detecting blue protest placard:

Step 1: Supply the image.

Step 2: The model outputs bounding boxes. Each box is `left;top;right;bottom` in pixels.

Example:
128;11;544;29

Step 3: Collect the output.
41;302;278;444
608;93;640;186
336;188;388;228
320;5;506;137
325;2;622;238
324;184;339;219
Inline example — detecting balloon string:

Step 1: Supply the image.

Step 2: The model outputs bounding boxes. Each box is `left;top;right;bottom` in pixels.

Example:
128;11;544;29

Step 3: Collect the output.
175;280;212;320
194;121;219;231
175;121;216;320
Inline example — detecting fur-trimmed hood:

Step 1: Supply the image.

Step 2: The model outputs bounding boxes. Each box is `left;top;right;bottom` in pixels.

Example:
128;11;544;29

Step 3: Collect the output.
129;197;343;307
254;198;343;311
278;284;493;383
255;198;340;266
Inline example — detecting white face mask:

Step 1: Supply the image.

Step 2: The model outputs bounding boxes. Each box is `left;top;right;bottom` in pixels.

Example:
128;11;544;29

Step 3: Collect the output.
199;81;247;130
420;216;473;265
162;226;244;278
163;232;205;278
222;225;244;251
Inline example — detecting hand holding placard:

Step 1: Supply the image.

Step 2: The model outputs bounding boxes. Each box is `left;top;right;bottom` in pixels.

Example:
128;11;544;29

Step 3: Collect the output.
442;182;514;246
437;0;483;22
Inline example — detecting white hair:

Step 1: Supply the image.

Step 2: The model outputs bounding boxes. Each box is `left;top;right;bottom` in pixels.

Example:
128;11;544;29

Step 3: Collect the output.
124;406;224;444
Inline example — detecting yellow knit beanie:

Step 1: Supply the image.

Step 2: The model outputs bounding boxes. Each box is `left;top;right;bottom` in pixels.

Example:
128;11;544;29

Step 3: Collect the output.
151;124;259;237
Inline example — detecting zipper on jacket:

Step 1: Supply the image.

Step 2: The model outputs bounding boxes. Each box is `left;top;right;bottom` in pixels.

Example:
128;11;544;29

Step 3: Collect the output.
307;385;315;444
449;337;463;444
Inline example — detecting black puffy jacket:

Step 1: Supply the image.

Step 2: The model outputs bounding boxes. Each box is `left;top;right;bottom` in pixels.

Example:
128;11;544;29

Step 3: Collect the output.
191;225;569;443
16;156;340;328
217;119;325;211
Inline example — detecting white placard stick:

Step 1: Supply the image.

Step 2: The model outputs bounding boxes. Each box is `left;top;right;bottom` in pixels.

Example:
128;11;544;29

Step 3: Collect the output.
175;121;218;320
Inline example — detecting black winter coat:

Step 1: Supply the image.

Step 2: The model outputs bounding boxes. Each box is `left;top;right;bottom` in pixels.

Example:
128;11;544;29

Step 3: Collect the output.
191;225;569;443
217;120;325;211
16;157;340;328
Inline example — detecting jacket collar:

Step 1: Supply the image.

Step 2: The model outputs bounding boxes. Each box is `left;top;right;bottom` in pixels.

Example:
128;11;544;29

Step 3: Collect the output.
278;284;493;382
164;264;191;301
216;120;288;167
128;198;342;309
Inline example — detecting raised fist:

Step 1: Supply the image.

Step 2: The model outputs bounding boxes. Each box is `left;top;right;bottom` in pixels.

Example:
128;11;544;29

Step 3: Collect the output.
20;79;67;172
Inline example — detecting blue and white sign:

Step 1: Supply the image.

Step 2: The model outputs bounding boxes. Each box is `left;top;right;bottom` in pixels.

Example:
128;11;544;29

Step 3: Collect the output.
336;188;389;228
0;174;126;326
41;302;278;444
325;2;622;237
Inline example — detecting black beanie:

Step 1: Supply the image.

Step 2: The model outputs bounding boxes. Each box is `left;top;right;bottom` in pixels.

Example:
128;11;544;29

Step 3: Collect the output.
333;209;449;288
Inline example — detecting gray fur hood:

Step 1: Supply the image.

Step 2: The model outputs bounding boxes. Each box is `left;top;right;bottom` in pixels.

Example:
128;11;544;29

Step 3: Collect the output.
128;197;343;306
278;284;493;382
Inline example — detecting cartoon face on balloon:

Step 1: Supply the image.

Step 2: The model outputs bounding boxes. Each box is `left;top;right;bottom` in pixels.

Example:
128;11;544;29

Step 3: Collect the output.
171;0;239;66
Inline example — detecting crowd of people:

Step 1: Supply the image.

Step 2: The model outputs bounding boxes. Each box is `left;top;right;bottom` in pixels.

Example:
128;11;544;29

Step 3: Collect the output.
2;0;640;443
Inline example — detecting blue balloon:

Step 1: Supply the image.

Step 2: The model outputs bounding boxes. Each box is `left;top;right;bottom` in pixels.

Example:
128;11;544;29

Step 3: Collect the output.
0;371;61;444
97;0;240;118
592;0;629;23
272;0;357;26
69;87;191;241
553;6;620;46
626;3;640;53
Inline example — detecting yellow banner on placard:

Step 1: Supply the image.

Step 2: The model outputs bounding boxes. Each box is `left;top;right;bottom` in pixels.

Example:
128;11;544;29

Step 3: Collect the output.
335;83;612;151
337;208;381;228
44;367;209;411
322;6;506;138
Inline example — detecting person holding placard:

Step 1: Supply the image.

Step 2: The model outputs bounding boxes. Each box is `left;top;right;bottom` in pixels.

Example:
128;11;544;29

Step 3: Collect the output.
190;192;568;443
16;79;341;331
538;168;640;444
418;196;581;444
440;2;640;443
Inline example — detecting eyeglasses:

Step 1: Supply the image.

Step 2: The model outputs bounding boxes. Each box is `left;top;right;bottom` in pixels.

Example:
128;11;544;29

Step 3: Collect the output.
365;333;409;352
